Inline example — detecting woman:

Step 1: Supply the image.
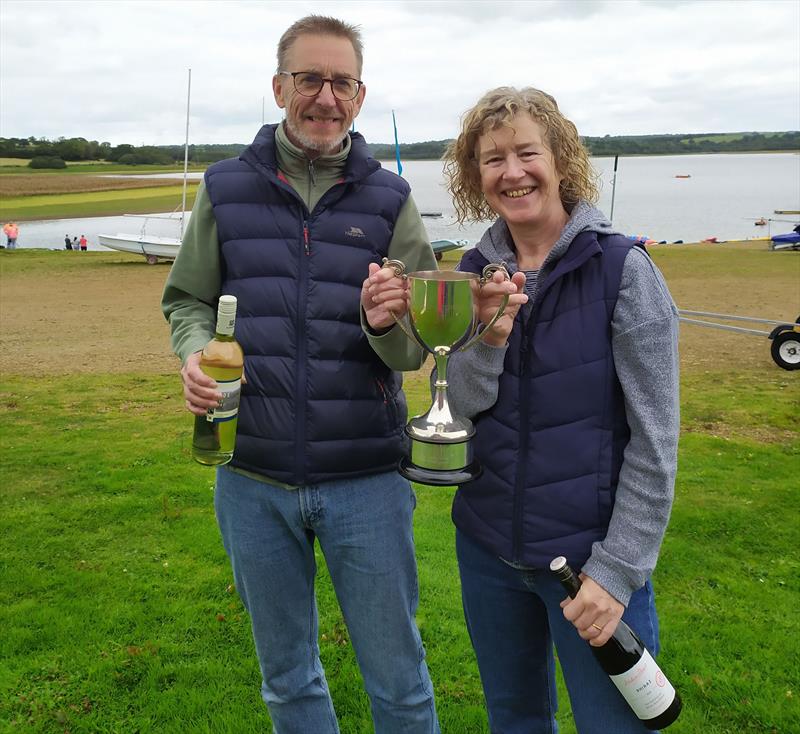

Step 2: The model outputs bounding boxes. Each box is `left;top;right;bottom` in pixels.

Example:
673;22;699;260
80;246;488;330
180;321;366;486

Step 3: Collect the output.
441;87;679;733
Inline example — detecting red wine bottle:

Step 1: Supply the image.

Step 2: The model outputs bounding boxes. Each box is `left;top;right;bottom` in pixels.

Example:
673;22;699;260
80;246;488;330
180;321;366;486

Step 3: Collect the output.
550;556;682;729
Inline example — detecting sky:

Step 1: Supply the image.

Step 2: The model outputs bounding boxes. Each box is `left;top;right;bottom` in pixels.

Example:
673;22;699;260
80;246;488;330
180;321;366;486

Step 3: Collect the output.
1;0;799;147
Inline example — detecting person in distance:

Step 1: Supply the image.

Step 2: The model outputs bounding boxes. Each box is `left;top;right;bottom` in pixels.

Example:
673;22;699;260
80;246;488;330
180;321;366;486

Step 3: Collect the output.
161;15;438;734
371;86;680;733
2;221;19;249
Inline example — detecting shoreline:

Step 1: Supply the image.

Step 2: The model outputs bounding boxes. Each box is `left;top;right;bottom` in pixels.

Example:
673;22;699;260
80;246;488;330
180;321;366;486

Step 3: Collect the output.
0;237;782;254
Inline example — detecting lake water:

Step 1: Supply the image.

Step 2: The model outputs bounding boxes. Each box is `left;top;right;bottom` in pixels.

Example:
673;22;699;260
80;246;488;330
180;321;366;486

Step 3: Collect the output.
8;153;799;251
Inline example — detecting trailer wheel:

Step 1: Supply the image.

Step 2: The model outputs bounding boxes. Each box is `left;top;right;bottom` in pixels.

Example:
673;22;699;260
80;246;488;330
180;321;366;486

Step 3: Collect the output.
771;330;800;370
146;254;158;265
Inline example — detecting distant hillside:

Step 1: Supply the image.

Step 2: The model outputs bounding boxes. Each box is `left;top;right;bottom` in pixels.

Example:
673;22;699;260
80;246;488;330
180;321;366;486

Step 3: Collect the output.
368;131;800;160
2;131;796;166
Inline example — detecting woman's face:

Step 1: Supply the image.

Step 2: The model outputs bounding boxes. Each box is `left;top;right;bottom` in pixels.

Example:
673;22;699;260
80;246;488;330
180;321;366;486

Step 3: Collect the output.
476;113;567;229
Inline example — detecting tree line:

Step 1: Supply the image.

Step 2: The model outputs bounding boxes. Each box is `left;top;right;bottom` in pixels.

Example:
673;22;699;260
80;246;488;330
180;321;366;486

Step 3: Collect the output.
2;130;797;168
368;131;800;160
0;137;247;166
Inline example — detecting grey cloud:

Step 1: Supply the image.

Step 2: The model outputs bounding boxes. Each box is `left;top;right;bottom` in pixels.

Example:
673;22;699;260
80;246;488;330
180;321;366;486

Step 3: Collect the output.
1;0;798;145
401;0;609;22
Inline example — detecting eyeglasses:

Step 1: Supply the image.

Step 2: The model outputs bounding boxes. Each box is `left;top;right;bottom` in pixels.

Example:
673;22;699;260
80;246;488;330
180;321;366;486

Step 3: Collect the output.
279;71;363;101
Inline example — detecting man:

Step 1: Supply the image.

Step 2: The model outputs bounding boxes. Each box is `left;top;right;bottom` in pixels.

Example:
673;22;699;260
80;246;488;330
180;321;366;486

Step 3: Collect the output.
161;15;439;734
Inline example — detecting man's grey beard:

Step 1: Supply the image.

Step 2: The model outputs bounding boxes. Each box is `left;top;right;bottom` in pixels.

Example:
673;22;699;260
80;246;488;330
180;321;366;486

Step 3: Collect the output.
284;117;344;155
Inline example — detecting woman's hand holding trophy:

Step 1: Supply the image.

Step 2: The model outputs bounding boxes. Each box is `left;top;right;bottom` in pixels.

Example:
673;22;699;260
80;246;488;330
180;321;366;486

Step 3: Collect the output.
477;269;528;346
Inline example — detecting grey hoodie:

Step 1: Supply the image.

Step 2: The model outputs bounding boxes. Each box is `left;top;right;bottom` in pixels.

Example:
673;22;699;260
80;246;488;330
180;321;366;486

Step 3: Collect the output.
444;201;680;606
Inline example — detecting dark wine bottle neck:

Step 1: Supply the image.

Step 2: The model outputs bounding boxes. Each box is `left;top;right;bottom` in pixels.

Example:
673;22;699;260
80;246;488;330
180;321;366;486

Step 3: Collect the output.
553;562;582;599
214;332;236;342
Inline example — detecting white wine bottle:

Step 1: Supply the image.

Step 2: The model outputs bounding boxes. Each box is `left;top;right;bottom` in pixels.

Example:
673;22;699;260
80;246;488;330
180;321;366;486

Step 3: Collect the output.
550;556;682;729
192;295;244;466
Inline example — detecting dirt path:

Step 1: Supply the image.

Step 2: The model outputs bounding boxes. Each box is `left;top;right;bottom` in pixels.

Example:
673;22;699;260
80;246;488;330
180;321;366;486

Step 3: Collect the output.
0;253;178;376
1;245;798;377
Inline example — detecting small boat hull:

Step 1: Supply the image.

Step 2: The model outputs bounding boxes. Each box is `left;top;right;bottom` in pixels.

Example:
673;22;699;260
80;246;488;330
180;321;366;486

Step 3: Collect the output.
97;233;181;263
770;232;800;251
431;238;469;261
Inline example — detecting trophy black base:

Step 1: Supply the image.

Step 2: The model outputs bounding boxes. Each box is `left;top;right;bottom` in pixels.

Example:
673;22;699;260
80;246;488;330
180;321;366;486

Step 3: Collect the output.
398;456;483;487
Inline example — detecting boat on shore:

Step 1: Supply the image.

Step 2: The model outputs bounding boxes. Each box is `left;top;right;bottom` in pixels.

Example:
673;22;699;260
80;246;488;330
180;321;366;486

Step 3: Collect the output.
97;224;181;263
770;231;800;251
431;238;468;260
99;69;192;264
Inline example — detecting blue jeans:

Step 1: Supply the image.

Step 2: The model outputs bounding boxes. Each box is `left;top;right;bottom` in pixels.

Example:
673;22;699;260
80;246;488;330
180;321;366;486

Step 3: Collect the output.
456;529;661;734
214;466;439;734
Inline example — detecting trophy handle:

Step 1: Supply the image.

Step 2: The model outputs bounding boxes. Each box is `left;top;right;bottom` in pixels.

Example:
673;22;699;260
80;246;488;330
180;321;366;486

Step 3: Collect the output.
380;258;428;349
456;262;511;352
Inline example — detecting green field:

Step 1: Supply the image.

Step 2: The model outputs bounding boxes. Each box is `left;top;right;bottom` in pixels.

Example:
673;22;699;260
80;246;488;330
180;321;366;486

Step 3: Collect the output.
0;162;205;220
0;249;798;733
0;161;207;175
0;185;199;221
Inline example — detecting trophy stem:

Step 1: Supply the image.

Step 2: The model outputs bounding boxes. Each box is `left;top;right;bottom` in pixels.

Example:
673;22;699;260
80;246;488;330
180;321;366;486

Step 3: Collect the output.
433;346;449;409
401;343;481;485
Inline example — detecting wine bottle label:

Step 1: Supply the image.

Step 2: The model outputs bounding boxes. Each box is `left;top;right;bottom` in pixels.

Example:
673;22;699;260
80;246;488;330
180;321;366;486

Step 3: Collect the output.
216;314;235;337
205;378;241;423
609;648;676;720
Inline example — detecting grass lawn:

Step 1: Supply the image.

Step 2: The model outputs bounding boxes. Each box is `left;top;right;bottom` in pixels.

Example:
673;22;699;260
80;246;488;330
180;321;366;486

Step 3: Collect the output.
0;247;798;733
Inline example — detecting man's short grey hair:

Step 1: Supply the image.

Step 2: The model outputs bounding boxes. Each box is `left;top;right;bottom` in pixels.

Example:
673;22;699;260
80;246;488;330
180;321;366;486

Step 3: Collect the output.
277;15;364;76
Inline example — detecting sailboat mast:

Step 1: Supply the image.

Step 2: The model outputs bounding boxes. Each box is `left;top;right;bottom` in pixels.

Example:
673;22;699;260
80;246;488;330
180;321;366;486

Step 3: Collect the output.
609;154;619;224
392;110;402;177
180;68;192;241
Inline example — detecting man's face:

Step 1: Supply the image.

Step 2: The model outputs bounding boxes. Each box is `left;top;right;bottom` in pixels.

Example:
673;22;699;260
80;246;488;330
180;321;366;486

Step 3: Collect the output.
273;33;366;157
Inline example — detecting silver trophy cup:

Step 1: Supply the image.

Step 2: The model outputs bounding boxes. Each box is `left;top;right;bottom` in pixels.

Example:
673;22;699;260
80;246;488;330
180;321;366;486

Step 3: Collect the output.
383;259;509;486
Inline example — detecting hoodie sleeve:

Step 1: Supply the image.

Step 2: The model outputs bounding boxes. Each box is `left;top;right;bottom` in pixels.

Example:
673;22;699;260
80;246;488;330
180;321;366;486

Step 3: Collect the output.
582;246;680;606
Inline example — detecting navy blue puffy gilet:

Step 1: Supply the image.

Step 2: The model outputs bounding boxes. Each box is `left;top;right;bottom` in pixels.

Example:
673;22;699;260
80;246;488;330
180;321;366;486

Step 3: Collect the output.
453;232;634;569
204;125;410;485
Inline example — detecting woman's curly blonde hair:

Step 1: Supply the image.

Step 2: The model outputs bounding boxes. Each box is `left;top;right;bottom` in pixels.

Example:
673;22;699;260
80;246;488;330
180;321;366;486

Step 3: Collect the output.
443;87;599;223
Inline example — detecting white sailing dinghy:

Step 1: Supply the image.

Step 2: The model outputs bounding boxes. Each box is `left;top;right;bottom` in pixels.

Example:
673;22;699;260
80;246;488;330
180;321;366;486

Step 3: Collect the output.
98;69;192;264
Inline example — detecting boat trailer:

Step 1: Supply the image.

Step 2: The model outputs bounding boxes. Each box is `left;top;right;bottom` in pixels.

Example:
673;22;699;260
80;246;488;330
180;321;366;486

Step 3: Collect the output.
678;310;800;371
